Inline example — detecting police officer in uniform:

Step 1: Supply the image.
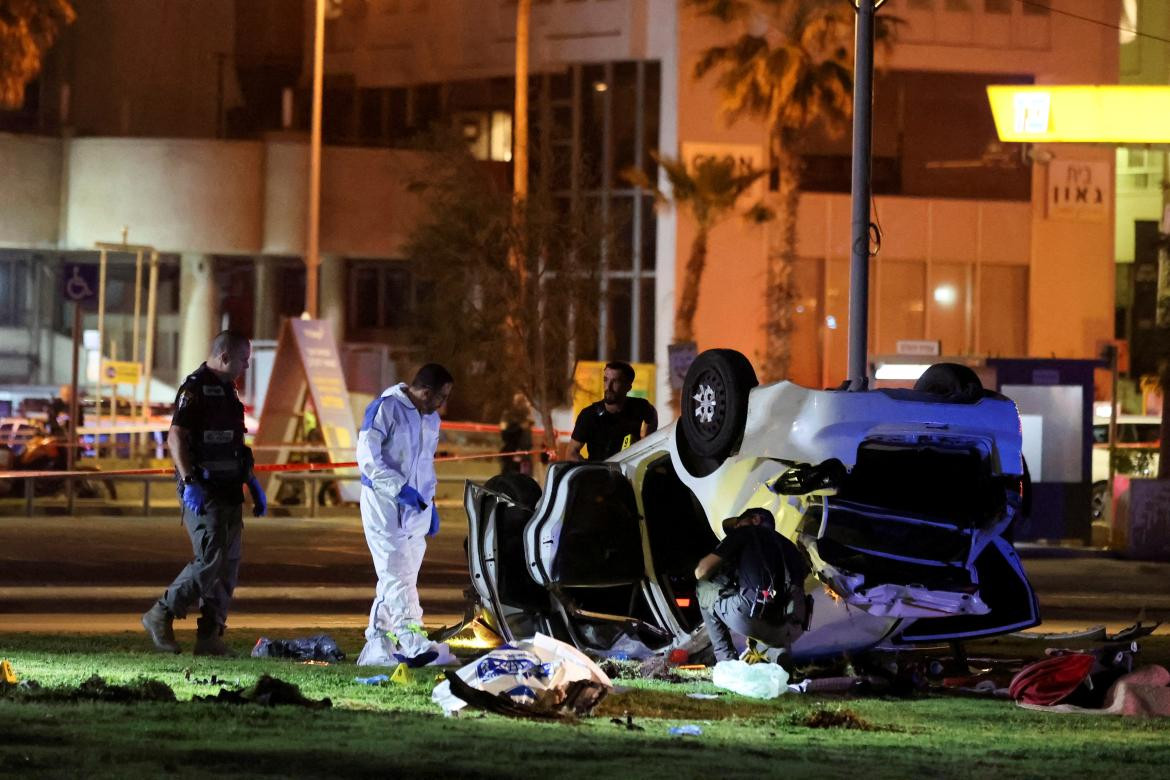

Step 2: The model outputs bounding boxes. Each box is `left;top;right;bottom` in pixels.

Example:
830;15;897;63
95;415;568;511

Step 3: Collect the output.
567;361;658;461
141;331;266;656
694;509;809;663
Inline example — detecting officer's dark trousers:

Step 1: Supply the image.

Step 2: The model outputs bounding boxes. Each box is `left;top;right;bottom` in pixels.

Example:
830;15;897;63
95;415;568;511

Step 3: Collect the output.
161;498;243;635
698;582;800;662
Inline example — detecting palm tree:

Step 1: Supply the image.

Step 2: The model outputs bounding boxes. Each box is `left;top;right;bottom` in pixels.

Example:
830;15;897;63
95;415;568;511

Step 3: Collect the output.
624;152;769;345
0;0;75;110
689;0;896;381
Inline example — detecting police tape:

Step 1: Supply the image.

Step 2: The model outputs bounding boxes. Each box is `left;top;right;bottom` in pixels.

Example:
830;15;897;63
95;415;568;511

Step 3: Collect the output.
0;449;557;482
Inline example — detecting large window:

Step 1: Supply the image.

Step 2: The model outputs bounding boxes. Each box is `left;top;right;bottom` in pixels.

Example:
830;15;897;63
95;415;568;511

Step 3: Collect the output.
788;255;1027;389
544;60;660;363
797;70;1033;201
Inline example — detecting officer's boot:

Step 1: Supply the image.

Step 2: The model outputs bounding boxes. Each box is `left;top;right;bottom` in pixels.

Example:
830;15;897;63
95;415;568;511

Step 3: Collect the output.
193;617;236;657
141;602;181;654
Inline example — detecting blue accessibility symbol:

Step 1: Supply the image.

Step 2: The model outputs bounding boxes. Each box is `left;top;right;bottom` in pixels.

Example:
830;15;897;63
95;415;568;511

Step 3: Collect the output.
62;264;99;303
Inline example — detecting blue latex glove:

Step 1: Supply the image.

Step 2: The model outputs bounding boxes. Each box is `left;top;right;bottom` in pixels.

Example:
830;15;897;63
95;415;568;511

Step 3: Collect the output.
247;475;267;517
181;480;207;515
397;484;427;512
427;505;440;537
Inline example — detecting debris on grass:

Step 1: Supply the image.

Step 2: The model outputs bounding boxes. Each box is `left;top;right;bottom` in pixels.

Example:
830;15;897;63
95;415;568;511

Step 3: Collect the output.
668;724;703;737
194;674;332;709
354;674;390;686
790;707;876;731
251;634;345;663
610;711;644;731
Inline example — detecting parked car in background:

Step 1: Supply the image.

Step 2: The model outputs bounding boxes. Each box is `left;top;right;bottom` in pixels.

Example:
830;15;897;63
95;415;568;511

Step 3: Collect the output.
463;350;1037;662
1091;414;1161;520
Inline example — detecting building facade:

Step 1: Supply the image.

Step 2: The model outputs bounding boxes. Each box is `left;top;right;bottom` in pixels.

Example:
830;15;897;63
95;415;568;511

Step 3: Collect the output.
0;0;1123;416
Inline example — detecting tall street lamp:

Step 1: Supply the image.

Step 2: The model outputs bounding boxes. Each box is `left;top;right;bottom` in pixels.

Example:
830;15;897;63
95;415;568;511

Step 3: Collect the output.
305;0;327;319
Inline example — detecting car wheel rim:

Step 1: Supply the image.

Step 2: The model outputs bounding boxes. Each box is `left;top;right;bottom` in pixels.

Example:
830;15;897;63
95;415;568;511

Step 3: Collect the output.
690;369;726;439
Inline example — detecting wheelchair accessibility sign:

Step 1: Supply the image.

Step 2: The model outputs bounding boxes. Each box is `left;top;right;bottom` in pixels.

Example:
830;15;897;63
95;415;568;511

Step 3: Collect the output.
62;264;99;303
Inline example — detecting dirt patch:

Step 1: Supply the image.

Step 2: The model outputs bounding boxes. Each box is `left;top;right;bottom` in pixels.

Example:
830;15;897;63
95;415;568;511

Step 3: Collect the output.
790;707;878;731
0;674;175;704
595;689;775;721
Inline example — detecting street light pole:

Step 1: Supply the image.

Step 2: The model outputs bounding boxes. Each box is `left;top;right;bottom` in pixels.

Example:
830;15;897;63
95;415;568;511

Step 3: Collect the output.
848;0;879;390
305;0;326;319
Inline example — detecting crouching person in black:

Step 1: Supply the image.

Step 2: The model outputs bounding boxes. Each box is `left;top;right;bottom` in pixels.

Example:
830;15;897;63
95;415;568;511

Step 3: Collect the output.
694;508;810;663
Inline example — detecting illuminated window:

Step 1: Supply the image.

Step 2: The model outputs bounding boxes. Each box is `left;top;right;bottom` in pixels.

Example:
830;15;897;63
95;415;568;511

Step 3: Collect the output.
490;111;513;162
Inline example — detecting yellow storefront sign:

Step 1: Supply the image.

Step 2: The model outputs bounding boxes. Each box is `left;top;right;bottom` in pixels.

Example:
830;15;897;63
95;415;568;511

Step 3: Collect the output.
102;360;142;385
987;85;1170;144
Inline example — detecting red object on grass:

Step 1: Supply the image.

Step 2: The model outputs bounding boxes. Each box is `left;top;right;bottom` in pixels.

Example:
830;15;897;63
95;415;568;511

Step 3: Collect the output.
1008;652;1095;706
669;649;689;665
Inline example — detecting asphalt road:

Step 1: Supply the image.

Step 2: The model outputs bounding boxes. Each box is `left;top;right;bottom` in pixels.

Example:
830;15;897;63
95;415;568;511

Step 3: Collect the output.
2;513;1169;635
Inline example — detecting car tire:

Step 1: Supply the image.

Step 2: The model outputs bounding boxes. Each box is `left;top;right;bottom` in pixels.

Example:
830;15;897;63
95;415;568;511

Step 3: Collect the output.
679;349;758;462
1091;480;1107;522
913;362;984;401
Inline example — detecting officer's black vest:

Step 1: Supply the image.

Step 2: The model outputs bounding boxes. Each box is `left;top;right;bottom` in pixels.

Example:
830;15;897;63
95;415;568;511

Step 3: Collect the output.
179;365;248;486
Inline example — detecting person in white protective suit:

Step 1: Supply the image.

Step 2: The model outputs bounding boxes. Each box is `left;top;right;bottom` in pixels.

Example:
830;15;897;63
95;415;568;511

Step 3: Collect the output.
356;363;456;667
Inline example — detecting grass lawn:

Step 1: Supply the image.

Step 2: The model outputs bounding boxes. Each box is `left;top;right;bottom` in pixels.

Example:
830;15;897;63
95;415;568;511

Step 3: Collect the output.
3;629;1170;778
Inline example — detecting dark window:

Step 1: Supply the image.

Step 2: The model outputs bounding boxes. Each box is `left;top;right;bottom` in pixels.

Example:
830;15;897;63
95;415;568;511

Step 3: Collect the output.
0;260;28;326
346;260;415;338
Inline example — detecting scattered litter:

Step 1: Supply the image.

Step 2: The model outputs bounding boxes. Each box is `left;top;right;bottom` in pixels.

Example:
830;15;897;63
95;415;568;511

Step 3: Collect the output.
610;712;644;731
432;633;612;718
686;692;720;700
194;674;331;709
300;660;331;666
677;665;707;671
668;649;689;665
183;670;232;686
1;660;17;685
711;660;789;699
354;674;390;686
792;707;876;731
251;634;345;663
668;724;703;737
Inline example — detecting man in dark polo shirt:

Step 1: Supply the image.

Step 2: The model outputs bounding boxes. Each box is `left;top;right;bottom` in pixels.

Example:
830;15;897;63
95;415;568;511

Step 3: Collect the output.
568;361;658;461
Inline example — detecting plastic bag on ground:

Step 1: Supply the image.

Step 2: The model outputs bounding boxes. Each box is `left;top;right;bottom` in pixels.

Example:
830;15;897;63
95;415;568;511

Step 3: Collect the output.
431;632;613;716
251;634;345;663
712;660;789;699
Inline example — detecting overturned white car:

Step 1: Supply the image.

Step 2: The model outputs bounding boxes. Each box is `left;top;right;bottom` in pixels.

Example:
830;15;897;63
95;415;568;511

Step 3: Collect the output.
463;349;1038;661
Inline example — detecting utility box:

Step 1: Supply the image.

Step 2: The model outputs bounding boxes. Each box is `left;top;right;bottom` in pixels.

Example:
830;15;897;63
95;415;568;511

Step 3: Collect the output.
987;358;1098;544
